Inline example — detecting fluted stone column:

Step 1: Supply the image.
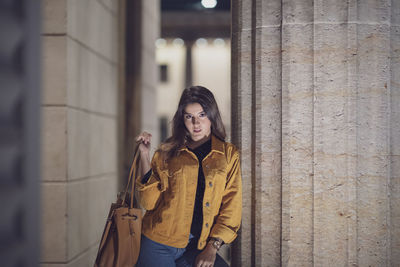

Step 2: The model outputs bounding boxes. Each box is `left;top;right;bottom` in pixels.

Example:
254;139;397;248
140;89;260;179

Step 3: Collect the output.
231;0;283;266
231;0;400;266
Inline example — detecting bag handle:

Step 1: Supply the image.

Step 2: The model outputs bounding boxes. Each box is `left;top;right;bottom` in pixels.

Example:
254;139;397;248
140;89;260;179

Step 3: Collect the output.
122;144;141;208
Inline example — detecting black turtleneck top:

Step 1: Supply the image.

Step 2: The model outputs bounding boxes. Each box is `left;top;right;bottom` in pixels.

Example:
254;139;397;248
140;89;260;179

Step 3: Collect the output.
187;138;211;240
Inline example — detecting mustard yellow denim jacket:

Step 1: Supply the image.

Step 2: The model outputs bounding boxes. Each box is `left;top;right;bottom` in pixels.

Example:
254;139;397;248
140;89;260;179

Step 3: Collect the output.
136;134;242;250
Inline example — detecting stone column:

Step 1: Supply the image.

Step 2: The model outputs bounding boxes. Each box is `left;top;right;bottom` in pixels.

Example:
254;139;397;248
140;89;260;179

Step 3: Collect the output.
391;1;400;262
185;40;194;88
231;0;400;266
231;0;282;266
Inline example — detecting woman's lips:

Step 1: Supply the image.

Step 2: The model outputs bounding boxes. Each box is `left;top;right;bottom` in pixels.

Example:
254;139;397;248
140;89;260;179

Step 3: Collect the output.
194;129;201;133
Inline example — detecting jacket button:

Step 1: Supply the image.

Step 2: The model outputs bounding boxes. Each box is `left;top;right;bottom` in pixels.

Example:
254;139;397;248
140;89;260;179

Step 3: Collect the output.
209;182;213;187
205;165;209;168
205;202;210;207
205;223;209;228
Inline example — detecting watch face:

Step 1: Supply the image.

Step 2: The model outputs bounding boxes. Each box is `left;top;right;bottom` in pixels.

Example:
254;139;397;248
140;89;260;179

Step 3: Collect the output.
213;240;221;249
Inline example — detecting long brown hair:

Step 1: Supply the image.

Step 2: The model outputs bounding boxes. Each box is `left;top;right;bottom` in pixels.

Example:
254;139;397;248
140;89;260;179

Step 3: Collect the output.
158;86;226;160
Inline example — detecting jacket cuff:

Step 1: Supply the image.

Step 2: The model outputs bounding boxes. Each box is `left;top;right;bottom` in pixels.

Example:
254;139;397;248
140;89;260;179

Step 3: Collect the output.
136;174;166;192
209;223;238;244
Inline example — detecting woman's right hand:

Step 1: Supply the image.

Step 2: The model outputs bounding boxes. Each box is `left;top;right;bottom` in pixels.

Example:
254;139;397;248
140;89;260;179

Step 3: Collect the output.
136;131;152;156
136;132;152;179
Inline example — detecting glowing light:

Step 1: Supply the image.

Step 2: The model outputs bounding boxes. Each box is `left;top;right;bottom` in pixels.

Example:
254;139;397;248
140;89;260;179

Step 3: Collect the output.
155;38;166;48
213;38;225;47
201;0;217;9
172;38;184;47
196;38;208;47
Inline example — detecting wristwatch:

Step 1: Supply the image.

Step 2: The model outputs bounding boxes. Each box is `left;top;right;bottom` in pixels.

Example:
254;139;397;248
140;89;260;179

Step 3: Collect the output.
208;237;223;251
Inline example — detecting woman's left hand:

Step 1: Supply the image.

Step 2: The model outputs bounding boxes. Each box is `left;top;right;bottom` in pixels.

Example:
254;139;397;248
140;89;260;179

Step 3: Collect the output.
195;243;217;267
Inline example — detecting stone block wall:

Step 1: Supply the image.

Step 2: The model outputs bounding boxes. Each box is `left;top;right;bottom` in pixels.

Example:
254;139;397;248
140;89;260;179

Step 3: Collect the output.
41;0;120;266
231;0;400;266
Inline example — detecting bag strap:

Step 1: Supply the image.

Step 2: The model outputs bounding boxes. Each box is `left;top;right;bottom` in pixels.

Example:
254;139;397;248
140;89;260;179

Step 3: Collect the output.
121;144;141;208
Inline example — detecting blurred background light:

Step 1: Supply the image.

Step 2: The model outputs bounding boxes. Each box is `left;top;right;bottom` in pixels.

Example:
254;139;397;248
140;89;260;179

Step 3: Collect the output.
156;38;167;48
172;38;184;47
196;38;208;47
201;0;217;9
213;38;225;47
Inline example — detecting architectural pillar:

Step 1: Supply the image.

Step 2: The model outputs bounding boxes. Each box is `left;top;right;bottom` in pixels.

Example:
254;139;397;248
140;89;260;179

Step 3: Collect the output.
231;0;400;266
231;0;282;266
185;40;193;88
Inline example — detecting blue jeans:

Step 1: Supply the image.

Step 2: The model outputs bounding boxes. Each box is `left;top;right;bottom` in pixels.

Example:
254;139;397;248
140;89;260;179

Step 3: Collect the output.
136;234;229;267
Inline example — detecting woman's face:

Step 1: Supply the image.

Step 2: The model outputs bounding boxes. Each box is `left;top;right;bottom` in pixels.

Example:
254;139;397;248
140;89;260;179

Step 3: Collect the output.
183;102;211;142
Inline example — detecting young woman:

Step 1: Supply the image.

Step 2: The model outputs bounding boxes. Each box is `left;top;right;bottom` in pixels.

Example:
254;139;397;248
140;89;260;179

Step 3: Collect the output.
135;86;242;267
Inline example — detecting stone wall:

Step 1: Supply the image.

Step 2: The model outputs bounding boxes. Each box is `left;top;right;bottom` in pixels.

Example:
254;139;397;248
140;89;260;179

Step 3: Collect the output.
41;0;120;266
231;0;400;266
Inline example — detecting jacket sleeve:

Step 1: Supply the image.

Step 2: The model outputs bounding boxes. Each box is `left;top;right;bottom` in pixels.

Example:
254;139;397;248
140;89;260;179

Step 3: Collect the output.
210;149;242;244
135;151;167;211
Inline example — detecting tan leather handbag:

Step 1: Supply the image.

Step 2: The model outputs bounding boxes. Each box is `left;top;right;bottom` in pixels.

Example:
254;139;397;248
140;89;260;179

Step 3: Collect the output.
94;146;142;267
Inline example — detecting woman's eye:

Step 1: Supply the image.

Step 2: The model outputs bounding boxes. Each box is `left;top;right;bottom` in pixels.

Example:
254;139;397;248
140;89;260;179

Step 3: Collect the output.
184;114;192;120
199;112;206;117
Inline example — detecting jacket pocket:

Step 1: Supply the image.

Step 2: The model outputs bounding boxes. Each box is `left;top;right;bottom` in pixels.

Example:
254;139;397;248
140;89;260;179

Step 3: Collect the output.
167;168;183;194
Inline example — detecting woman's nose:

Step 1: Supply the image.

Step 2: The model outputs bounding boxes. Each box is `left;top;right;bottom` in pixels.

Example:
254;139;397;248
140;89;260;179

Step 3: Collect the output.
192;117;199;124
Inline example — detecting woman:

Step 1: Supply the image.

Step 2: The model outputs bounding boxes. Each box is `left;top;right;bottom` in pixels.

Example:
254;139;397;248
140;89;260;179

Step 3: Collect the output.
135;86;242;267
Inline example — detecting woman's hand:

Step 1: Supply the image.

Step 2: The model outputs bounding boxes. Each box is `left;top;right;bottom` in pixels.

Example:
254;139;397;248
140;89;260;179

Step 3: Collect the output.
195;243;217;267
135;132;152;178
136;131;152;156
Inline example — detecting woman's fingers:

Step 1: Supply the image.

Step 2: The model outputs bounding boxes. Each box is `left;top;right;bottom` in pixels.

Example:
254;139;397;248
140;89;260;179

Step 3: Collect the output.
136;132;152;144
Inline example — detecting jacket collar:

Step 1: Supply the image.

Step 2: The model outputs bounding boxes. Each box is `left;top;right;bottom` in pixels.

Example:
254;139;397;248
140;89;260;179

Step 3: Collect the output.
179;134;224;154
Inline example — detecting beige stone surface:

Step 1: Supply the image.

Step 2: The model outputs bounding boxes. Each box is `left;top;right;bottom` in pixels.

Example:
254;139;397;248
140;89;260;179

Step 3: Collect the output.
392;26;400;156
255;0;281;27
67;37;118;116
141;52;157;90
41;107;67;182
254;25;282;267
235;0;252;31
358;0;390;23
391;156;400;263
144;0;160;27
391;24;400;265
67;108;117;180
42;0;67;34
141;87;158;144
139;0;160;148
232;0;398;266
356;24;391;267
282;0;313;24
142;7;158;57
281;22;314;267
41;244;98;267
41;0;152;266
67;245;98;267
312;22;357;266
41;183;68;262
231;23;252;266
67;175;117;260
67;0;118;63
314;0;348;22
393;1;400;25
42;36;67;105
97;0;118;14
